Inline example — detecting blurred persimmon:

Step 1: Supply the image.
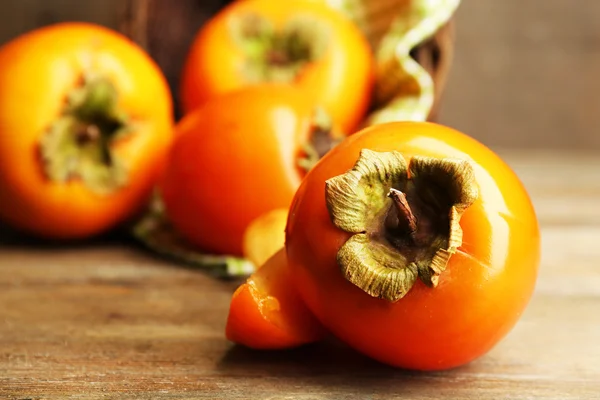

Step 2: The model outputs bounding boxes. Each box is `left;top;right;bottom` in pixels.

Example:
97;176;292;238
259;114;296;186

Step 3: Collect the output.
0;23;173;239
179;0;374;134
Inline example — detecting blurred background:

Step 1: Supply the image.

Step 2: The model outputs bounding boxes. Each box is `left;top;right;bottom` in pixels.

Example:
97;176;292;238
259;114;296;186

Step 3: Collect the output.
1;0;595;152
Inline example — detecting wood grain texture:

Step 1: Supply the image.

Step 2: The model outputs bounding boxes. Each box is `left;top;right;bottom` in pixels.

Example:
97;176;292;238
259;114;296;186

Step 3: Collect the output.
116;0;454;120
118;0;232;114
0;151;599;398
0;0;119;42
439;0;600;150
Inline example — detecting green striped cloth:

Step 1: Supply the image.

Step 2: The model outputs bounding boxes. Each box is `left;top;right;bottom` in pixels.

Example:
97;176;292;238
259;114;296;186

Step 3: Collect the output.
132;194;256;278
132;0;461;278
330;0;461;124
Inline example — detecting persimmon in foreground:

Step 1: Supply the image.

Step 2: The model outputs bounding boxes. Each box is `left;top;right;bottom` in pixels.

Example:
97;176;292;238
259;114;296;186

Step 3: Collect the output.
227;121;540;371
285;121;540;370
226;248;326;349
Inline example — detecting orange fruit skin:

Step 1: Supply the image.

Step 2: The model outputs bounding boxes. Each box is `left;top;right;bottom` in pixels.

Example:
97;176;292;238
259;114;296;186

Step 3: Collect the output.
0;23;174;239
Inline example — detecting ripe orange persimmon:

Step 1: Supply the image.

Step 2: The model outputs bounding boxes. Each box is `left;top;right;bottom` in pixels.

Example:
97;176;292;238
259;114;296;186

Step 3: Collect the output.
226;248;326;349
0;23;173;239
179;0;374;134
159;85;342;256
242;208;289;268
285;122;540;370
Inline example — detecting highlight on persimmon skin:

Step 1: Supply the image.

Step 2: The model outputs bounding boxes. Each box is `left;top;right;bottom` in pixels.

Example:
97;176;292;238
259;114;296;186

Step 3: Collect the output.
225;248;326;350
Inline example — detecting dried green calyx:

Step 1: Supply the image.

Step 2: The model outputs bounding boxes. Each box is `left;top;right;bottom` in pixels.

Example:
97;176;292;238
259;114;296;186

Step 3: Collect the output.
325;149;478;302
230;13;330;82
39;74;132;195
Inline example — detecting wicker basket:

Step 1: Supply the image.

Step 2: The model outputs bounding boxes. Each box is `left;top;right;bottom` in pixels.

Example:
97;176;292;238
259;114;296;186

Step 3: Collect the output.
119;0;457;122
121;0;460;276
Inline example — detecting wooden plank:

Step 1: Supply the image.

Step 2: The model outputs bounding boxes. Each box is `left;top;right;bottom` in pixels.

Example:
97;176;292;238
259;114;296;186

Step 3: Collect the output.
0;239;599;398
2;0;598;151
536;226;600;296
0;152;597;398
117;0;232;114
439;0;600;150
499;150;600;226
0;0;119;43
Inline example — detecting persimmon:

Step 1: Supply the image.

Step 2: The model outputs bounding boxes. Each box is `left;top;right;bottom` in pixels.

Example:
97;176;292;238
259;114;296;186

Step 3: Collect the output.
0;23;173;239
285;121;540;370
179;0;374;134
242;208;289;268
159;85;342;256
226;248;326;349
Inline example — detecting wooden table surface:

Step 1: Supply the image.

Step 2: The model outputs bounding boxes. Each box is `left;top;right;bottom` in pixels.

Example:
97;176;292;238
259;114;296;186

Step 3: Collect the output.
1;150;599;399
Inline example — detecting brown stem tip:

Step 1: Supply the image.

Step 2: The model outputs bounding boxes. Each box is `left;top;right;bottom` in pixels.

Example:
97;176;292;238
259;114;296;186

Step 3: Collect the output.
387;188;417;235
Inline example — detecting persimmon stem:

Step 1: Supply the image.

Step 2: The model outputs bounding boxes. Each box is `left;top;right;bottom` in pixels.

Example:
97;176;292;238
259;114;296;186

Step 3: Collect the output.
38;75;131;194
388;188;417;235
297;108;341;173
75;124;101;145
232;14;329;83
325;150;479;302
